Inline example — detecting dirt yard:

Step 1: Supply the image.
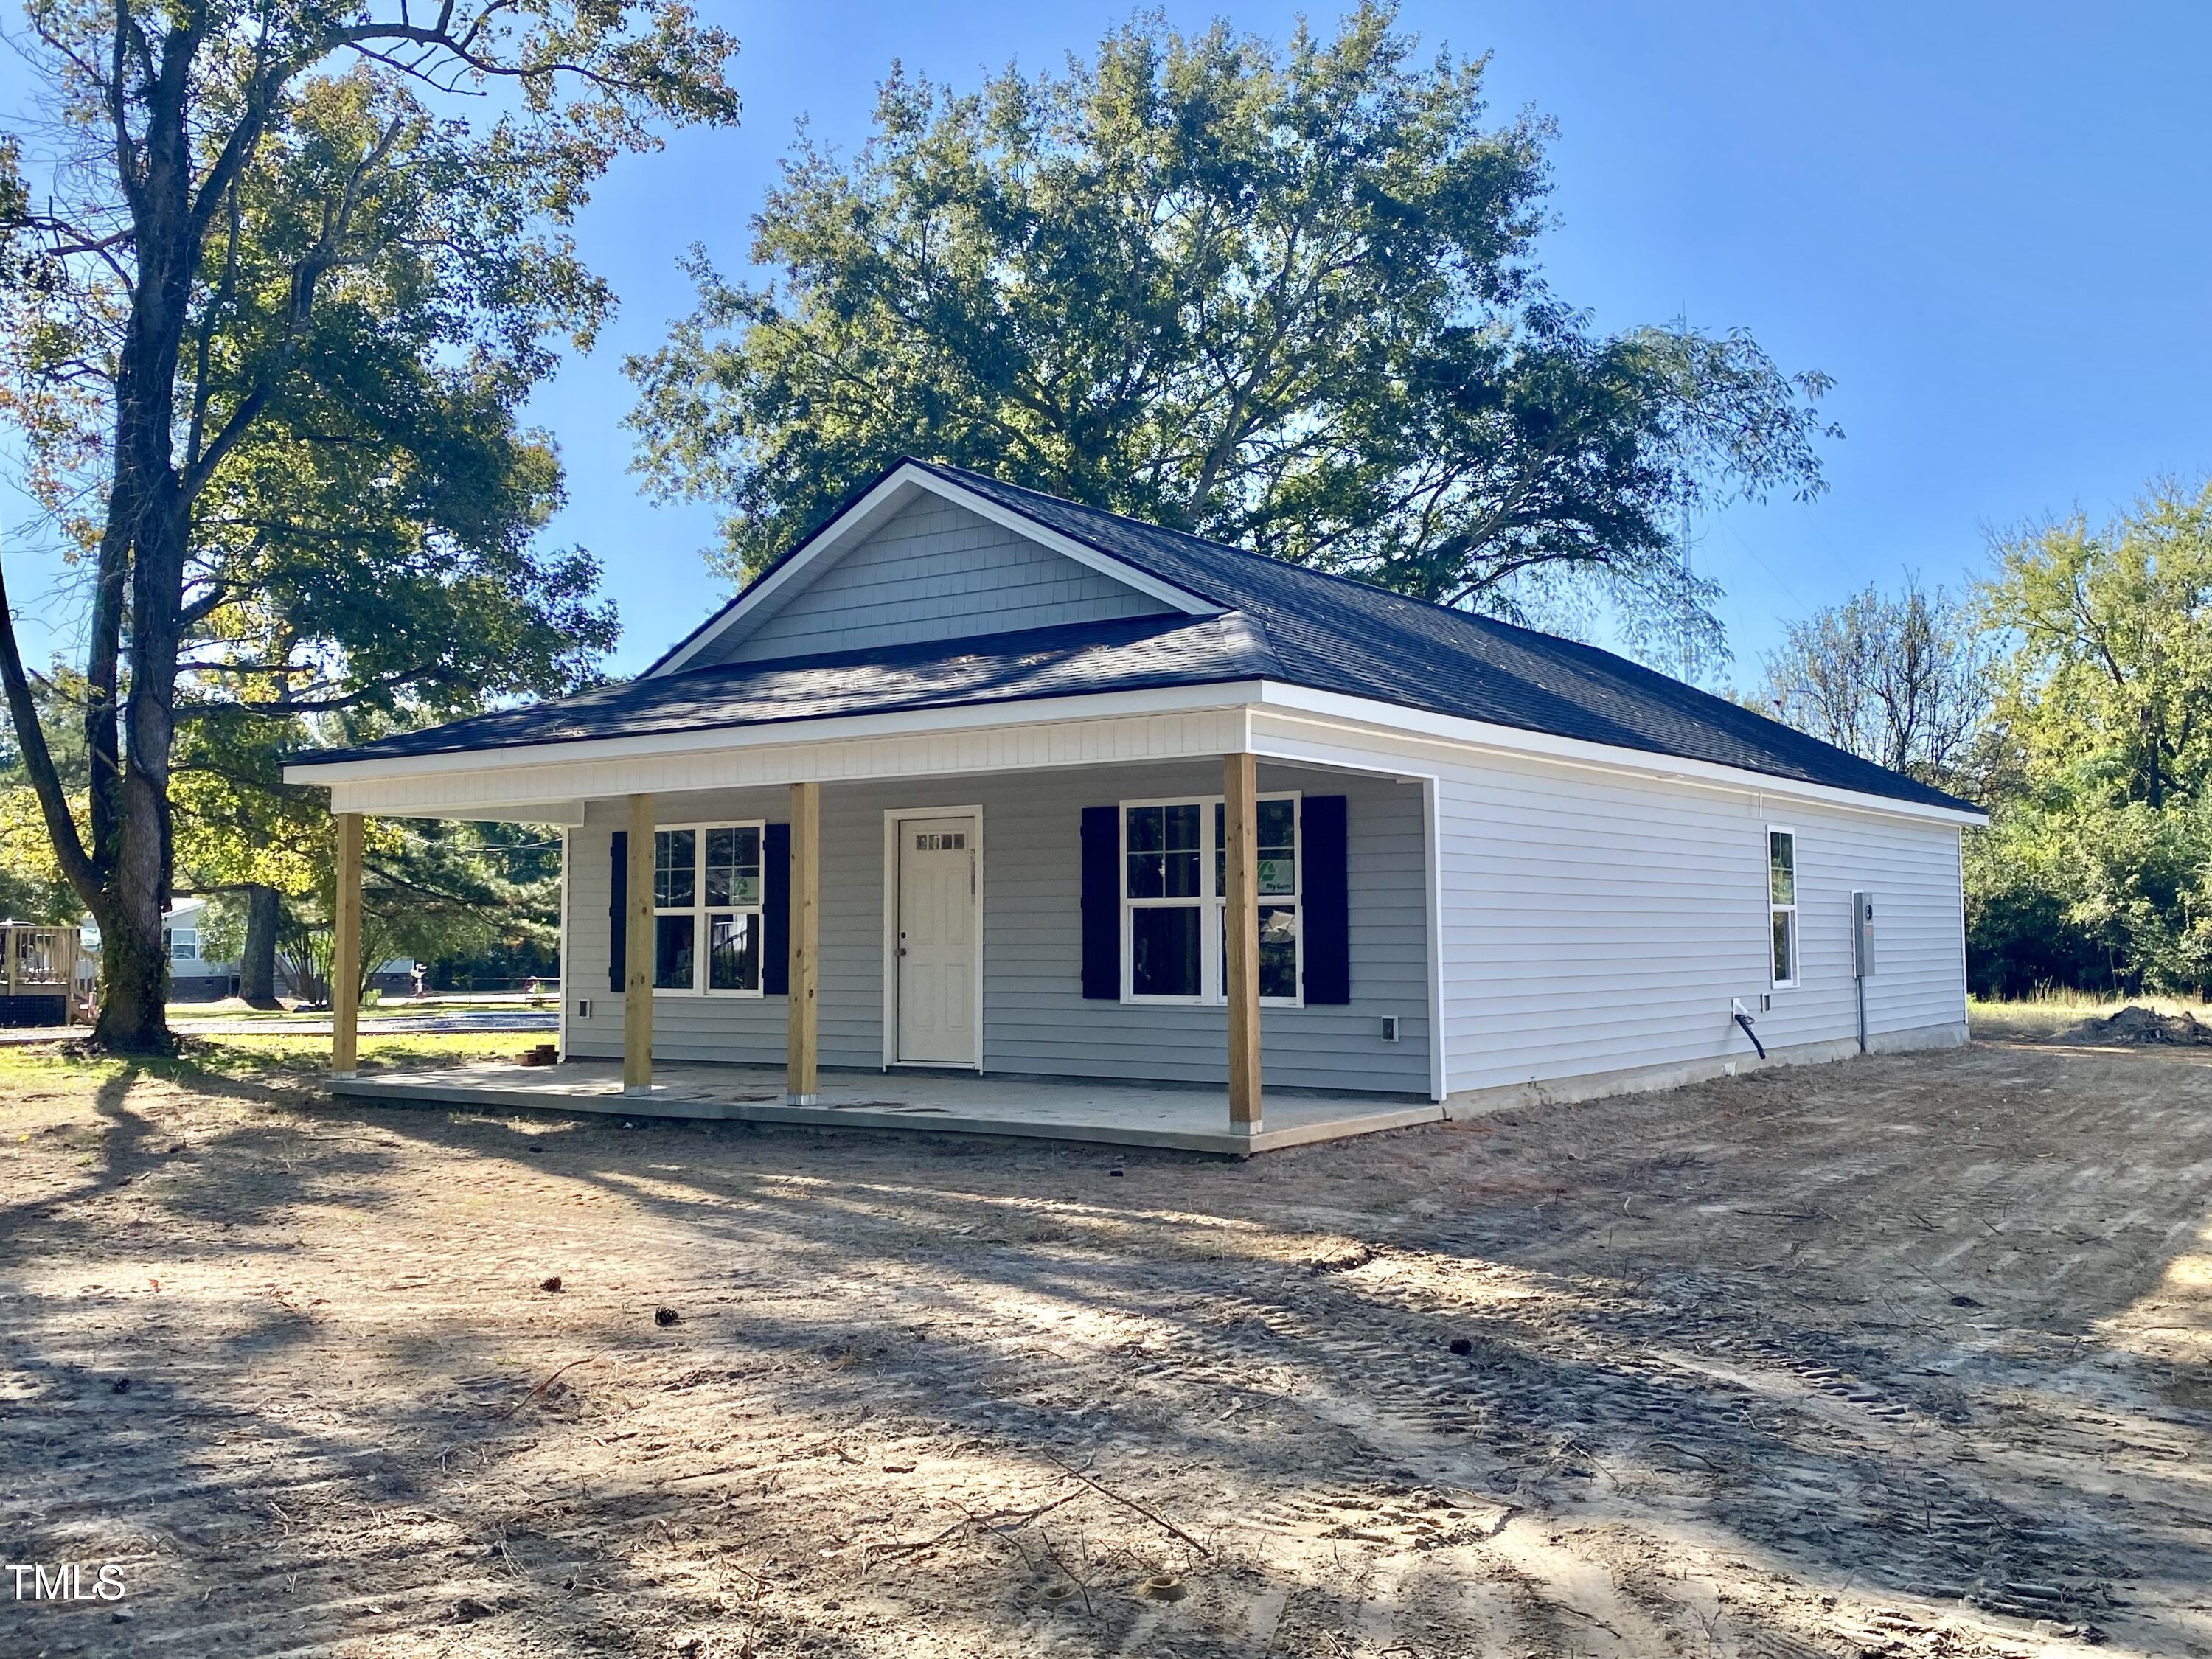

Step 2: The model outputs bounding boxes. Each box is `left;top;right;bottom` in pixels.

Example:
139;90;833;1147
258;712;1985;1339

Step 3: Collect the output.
2;1037;2209;1658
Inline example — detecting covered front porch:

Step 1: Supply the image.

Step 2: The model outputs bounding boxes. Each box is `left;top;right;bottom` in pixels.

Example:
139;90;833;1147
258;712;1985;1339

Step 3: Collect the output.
328;1060;1443;1156
291;687;1445;1155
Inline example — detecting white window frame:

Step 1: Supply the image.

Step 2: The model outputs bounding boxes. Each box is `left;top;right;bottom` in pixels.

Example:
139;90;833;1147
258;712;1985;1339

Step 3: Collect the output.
166;926;200;963
1767;824;1800;990
1119;791;1303;1008
650;819;768;998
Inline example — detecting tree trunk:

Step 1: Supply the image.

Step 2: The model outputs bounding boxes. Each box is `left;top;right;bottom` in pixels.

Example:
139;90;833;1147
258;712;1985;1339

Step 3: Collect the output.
83;187;195;1054
241;884;280;1007
89;892;173;1052
83;484;192;1054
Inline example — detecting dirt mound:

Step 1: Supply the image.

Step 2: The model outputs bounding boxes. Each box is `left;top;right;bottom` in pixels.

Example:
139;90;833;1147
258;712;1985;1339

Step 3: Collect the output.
2061;1004;2212;1046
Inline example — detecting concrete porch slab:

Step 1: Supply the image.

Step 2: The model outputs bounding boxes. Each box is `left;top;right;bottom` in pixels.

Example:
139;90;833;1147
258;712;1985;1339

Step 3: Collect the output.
329;1061;1442;1157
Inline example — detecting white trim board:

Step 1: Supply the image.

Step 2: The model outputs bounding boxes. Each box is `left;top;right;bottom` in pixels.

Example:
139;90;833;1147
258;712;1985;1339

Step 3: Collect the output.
1422;776;1446;1104
557;827;572;1061
1244;691;1986;830
307;706;1258;820
286;684;1265;787
286;679;1976;832
650;464;1222;677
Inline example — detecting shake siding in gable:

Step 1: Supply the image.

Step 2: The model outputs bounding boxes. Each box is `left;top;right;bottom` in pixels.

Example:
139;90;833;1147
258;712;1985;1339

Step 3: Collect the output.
560;760;1434;1095
695;495;1174;668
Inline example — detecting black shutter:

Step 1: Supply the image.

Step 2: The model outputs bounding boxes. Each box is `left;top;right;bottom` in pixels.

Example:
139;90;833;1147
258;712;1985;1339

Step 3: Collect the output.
762;822;791;996
1302;795;1350;1004
608;832;629;992
1079;805;1120;999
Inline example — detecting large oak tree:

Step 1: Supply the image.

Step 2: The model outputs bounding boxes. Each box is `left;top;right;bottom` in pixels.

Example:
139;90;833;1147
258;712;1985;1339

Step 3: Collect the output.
629;4;1836;667
0;0;738;1050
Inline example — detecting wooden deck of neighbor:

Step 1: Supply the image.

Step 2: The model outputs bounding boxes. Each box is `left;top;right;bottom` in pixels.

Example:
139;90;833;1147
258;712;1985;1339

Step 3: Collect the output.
330;1060;1443;1156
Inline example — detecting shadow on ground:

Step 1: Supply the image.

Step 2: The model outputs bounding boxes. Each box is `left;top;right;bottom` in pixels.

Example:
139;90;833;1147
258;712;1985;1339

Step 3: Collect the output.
1;1040;2208;1657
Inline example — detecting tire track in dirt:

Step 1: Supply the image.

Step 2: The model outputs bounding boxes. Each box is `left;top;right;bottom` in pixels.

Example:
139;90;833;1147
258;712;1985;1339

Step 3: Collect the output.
2;1043;2207;1655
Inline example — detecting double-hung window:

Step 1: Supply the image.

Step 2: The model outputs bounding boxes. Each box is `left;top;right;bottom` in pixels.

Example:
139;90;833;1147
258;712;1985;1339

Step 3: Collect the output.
1121;794;1301;1004
1767;827;1798;988
653;824;765;995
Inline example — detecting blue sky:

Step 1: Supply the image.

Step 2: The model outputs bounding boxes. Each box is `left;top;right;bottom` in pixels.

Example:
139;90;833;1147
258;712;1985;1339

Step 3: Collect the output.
7;1;2211;685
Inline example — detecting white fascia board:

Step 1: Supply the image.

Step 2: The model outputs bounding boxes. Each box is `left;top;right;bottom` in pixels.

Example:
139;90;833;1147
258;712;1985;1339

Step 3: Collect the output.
1248;684;1989;829
649;462;1221;678
282;674;1980;831
649;472;925;676
282;681;1268;787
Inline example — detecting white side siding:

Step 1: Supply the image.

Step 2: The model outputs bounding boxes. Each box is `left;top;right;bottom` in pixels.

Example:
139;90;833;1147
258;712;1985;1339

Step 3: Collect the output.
696;496;1172;667
561;761;1433;1095
1787;807;1967;1047
1426;754;1965;1093
1248;714;1968;1096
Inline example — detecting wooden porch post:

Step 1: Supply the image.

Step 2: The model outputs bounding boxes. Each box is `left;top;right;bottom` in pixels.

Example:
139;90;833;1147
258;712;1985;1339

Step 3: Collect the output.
1224;752;1262;1132
332;811;363;1079
787;780;821;1104
623;793;655;1095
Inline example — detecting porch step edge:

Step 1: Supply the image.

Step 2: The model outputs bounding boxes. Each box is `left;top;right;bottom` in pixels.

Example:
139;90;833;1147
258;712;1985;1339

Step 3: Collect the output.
326;1077;1444;1157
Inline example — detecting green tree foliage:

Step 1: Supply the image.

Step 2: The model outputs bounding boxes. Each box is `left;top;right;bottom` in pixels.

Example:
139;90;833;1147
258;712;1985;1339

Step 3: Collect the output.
201;813;561;1002
1966;484;2212;997
1983;487;2212;812
0;684;88;923
0;787;80;922
627;4;1834;667
0;0;739;1049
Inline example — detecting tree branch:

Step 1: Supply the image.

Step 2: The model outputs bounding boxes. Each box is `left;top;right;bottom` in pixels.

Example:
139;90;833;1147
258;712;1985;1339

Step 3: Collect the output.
185;175;243;470
182;115;407;502
0;556;101;900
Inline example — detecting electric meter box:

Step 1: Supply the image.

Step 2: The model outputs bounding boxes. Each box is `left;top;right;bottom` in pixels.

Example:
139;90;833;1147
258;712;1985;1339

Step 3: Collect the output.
1851;891;1877;978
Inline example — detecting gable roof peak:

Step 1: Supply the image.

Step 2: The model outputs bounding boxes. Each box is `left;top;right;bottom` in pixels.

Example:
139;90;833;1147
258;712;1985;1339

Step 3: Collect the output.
613;456;1972;816
645;456;1222;678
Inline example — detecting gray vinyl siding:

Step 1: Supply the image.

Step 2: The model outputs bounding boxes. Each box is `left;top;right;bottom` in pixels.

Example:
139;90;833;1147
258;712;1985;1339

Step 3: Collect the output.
562;759;1433;1096
1422;747;1966;1094
696;495;1173;667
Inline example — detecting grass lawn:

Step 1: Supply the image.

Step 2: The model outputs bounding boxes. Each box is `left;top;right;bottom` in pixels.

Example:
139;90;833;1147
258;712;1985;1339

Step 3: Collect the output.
164;998;553;1023
0;1029;544;1085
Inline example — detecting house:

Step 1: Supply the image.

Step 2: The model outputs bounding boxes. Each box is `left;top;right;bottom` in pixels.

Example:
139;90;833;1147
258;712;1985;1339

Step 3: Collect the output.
153;895;415;1002
285;459;1983;1150
160;897;237;1001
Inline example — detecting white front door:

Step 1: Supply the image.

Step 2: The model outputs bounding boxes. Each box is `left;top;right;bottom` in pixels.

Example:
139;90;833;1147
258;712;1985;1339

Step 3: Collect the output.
895;814;979;1065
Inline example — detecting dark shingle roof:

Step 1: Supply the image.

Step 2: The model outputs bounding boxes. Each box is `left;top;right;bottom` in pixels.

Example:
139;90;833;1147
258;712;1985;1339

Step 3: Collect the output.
303;613;1268;762
305;457;1975;814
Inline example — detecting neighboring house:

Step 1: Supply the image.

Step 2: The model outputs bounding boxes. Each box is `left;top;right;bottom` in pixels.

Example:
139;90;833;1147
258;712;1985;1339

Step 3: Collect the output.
156;895;414;1002
287;459;1983;1119
160;897;236;1001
